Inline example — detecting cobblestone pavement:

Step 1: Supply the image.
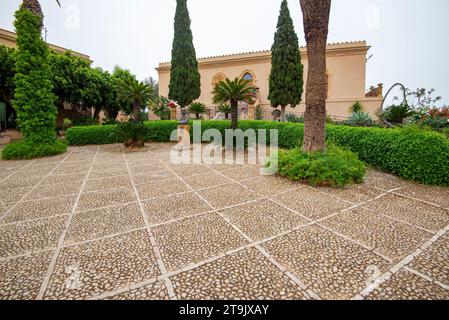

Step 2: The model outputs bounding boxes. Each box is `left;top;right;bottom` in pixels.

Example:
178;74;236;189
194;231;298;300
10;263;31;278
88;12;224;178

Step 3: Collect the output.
0;143;448;300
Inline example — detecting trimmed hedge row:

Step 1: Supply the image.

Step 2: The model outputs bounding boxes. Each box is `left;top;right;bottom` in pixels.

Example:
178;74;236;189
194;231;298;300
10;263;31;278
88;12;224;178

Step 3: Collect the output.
66;120;449;186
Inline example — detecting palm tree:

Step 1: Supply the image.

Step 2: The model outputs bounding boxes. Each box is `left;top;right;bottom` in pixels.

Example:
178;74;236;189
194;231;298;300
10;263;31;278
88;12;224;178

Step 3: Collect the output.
188;102;207;119
115;78;156;122
299;0;332;152
218;103;231;119
212;78;256;130
21;0;61;30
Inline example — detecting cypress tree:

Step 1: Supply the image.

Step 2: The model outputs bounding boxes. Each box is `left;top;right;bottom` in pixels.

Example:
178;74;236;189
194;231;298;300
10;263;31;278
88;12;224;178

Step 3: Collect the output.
169;0;201;109
268;0;304;122
13;7;57;142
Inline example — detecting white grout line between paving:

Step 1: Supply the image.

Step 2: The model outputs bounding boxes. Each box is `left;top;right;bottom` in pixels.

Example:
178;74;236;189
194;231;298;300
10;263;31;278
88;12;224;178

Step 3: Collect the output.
36;146;100;300
123;149;176;300
0;153;75;223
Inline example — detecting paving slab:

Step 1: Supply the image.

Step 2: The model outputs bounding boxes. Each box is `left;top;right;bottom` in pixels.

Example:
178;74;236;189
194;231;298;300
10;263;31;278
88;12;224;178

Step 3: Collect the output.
0;144;447;300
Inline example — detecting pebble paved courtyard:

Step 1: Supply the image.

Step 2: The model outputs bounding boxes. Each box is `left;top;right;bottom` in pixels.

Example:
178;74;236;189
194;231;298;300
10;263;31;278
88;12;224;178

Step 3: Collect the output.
0;143;448;300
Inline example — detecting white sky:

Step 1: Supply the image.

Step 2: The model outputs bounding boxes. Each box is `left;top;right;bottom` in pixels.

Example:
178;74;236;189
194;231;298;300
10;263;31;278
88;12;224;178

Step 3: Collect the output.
1;0;448;105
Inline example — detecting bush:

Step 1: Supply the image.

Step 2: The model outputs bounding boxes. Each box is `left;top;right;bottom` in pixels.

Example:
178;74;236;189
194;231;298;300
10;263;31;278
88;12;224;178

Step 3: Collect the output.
346;111;373;127
350;101;364;113
326;125;449;186
381;104;415;124
286;113;304;123
72;116;97;127
268;145;366;188
2;139;67;160
66;120;449;186
112;121;149;148
67;125;121;145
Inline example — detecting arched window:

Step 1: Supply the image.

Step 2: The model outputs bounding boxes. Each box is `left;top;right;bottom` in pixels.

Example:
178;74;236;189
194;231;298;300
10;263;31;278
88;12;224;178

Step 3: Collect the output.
240;70;256;86
242;73;253;82
212;73;227;86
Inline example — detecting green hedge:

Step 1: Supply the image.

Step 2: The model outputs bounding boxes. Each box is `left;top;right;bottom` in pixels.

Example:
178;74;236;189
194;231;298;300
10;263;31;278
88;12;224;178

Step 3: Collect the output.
2;139;67;160
66;120;449;186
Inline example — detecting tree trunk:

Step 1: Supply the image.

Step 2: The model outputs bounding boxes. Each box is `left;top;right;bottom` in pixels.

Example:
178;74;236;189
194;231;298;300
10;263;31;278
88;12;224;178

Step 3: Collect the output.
300;0;331;152
230;100;238;130
93;107;102;123
22;0;44;30
280;105;287;122
132;100;141;122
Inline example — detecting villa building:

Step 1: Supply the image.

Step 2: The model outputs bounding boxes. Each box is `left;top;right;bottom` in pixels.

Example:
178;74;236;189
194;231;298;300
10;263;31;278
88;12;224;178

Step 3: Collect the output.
157;41;383;120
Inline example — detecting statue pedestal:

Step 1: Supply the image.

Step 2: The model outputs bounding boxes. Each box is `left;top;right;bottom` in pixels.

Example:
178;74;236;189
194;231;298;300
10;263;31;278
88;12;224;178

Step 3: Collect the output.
175;125;191;151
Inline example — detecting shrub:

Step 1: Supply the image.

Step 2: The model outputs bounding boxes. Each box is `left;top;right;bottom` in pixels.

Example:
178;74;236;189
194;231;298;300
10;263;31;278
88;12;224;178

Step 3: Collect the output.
66;120;449;186
346;111;373;127
255;106;264;120
286;113;304;123
326;125;449;186
112;121;150;148
188;102;207;119
2;139;67;160
67;125;121;145
268;145;366;188
62;118;73;131
381;103;415;124
72;116;97;127
349;101;364;113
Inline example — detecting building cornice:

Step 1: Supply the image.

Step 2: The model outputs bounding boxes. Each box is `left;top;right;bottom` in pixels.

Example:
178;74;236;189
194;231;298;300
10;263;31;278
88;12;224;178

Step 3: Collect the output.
157;41;370;72
0;28;91;62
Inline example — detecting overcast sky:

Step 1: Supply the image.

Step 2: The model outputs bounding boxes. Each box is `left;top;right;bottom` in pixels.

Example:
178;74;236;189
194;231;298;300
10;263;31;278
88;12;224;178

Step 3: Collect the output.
1;0;448;105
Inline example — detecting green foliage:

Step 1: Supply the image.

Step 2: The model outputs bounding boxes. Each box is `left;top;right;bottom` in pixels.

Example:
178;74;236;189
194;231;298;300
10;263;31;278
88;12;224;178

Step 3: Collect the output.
67;125;121;145
286;113;304;123
72;116;96;127
0;45;16;104
268;0;303;109
269;145;366;188
62;118;73;131
115;78;156;120
112;121;149;148
66;121;449;186
188;102;207;119
217;103;231;119
169;0;201;108
13;8;57;141
111;66;137;115
381;103;415;124
212;78;256;129
255;106;264;120
326;125;449;186
346;111;373;127
2;139;67;160
152;96;171;120
350;101;364;113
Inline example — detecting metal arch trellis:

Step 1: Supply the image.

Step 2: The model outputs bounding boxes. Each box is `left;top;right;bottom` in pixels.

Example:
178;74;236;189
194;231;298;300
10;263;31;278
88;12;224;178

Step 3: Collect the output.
380;83;408;112
379;83;409;128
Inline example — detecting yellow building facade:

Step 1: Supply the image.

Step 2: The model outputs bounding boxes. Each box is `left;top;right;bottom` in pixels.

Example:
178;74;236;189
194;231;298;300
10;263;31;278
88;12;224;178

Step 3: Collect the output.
157;41;383;120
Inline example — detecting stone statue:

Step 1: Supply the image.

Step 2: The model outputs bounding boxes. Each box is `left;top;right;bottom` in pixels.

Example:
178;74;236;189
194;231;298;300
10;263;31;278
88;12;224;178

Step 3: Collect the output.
179;108;190;125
